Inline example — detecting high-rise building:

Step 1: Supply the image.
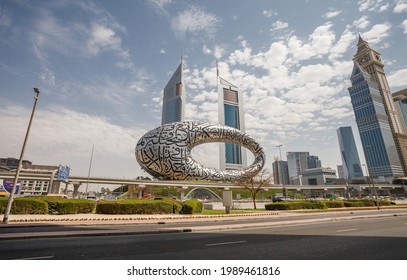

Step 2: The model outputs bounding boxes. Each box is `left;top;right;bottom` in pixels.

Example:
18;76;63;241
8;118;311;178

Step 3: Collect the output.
348;36;405;179
161;60;185;125
286;152;309;185
217;67;246;171
337;126;364;180
272;157;289;186
393;88;407;132
307;155;321;169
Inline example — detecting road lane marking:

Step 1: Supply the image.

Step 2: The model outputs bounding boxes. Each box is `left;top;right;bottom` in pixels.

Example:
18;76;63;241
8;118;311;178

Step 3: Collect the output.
17;255;54;260
206;240;247;247
336;228;357;233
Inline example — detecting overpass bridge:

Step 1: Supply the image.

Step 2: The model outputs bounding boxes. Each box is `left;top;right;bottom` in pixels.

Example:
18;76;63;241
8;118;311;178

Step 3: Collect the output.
0;171;405;198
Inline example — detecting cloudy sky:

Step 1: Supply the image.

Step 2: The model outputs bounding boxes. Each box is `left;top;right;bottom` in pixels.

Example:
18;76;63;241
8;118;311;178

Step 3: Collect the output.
1;0;407;182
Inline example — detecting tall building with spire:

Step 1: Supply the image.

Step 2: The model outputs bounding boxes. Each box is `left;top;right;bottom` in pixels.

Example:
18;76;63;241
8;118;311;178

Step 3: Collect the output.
348;35;407;179
161;58;185;125
217;64;247;171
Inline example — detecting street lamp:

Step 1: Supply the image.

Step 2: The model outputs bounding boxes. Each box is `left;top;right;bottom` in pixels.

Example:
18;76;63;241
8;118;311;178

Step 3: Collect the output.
276;144;287;197
2;88;40;224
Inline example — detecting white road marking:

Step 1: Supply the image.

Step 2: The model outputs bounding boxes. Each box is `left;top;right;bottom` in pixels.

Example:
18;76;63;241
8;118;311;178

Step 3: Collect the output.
336;228;357;233
206;240;247;247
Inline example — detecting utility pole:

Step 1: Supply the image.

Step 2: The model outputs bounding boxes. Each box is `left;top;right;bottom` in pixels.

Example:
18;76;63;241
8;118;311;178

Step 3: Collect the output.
2;88;40;224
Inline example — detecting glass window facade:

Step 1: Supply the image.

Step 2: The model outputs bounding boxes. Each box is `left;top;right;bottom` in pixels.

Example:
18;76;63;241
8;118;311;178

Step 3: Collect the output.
337;126;364;180
348;63;402;178
224;102;241;164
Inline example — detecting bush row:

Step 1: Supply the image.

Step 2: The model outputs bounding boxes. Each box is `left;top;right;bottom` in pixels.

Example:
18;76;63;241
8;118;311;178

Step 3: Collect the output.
0;197;202;215
0;197;49;214
95;199;202;214
265;199;392;211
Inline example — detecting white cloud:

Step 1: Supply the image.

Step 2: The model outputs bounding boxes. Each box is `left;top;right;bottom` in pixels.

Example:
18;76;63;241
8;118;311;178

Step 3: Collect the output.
0;7;11;27
361;22;392;44
394;0;407;13
358;0;389;12
288;22;336;62
271;20;289;31
329;28;355;60
323;9;342;19
402;19;407;33
149;0;173;14
263;10;277;18
0;105;144;177
170;6;220;38
353;15;370;29
85;23;122;55
202;44;225;59
388;69;407;88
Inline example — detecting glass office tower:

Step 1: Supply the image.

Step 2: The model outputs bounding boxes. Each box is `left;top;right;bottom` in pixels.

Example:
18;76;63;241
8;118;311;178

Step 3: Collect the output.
286;152;309;185
348;63;403;178
337;126;364;180
161;61;185;125
349;36;406;179
218;73;246;171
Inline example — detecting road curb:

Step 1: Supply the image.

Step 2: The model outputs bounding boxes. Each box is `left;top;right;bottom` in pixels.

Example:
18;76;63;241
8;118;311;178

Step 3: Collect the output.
1;211;406;241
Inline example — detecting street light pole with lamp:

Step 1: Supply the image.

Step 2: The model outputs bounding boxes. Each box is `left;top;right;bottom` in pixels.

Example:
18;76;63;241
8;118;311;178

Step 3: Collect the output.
2;88;41;224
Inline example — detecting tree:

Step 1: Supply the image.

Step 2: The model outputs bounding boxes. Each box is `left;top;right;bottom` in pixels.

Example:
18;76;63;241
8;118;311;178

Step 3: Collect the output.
236;169;273;209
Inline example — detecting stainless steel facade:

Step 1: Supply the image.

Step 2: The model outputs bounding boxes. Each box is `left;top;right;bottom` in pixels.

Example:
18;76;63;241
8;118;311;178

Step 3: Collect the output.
136;121;265;181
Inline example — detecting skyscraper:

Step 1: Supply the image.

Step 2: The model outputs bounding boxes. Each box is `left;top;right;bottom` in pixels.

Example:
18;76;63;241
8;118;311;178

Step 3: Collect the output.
272;158;289;185
161;59;185;125
286;152;309;185
307;155;321;169
217;66;246;171
337;126;363;180
348;36;405;179
393;88;407;133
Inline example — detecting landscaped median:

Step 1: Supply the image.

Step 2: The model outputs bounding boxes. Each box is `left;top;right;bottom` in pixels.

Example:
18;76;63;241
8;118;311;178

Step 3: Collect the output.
0;196;204;215
265;199;393;210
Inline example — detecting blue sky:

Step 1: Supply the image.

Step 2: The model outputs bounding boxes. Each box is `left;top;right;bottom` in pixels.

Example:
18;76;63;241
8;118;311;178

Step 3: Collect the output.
1;0;407;181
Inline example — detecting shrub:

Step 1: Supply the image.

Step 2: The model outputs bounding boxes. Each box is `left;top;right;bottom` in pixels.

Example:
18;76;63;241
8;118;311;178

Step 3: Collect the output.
96;199;174;214
180;199;203;214
53;199;96;214
324;201;345;208
33;196;96;214
265;201;328;211
163;198;183;214
0;197;48;214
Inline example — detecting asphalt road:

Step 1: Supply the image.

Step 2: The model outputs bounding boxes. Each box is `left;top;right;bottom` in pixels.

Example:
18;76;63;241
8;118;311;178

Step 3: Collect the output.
1;213;406;260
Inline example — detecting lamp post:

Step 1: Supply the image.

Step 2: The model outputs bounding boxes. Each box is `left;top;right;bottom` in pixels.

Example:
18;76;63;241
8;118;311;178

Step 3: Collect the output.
2;88;40;224
364;145;380;210
276;144;287;197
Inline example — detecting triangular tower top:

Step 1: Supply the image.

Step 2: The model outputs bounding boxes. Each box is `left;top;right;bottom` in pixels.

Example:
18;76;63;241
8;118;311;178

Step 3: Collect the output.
356;34;369;54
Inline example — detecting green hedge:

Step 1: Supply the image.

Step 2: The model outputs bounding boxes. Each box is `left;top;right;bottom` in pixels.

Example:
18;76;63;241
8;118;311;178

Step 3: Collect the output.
34;196;96;214
265;199;392;211
0;197;48;214
265;201;328;211
180;199;203;214
96;199;174;214
324;201;345;208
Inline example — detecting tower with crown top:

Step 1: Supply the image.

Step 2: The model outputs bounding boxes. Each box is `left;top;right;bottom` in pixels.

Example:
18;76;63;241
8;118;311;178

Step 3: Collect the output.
348;35;407;180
